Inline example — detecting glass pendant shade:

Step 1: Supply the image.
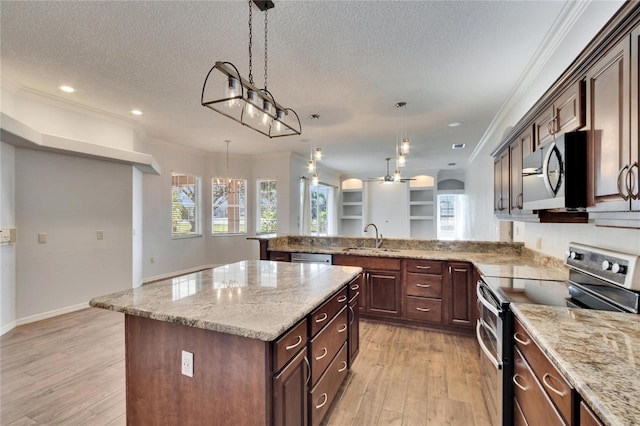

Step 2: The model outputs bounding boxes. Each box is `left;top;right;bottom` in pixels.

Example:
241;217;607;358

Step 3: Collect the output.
401;138;410;154
393;170;401;182
307;159;315;173
398;152;406;167
312;174;319;186
314;148;323;161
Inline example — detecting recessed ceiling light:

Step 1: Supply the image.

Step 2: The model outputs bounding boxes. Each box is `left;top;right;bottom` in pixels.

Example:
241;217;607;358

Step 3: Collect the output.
448;121;463;127
452;143;466;150
59;85;75;93
131;110;143;116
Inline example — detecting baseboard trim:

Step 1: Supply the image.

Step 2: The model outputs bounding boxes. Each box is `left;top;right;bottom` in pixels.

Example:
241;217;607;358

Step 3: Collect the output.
1;320;17;336
15;302;89;328
143;264;219;285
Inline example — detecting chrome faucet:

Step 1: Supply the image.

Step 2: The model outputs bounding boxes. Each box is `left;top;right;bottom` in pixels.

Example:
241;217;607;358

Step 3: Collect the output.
364;223;383;248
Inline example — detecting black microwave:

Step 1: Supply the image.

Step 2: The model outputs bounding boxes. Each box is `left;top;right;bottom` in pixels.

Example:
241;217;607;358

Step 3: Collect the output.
522;131;587;211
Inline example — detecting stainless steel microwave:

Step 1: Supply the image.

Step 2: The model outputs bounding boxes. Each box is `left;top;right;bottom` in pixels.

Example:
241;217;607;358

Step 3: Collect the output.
522;131;587;211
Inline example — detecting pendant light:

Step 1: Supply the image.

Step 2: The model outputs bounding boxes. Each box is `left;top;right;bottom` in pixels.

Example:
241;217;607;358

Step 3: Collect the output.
201;0;301;138
224;140;235;194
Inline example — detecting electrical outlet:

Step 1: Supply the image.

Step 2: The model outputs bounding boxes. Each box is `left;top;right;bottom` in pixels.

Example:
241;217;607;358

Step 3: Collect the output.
97;230;104;240
38;233;47;244
536;237;542;250
181;350;194;377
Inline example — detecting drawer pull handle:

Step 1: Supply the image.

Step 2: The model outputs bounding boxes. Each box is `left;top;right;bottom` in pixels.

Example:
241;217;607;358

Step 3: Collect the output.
315;347;328;360
416;265;432;270
416;307;431;312
315;393;328;409
513;374;528;392
416;283;432;288
338;361;347;372
285;336;303;351
338;295;347;303
514;332;531;346
304;356;311;386
350;284;360;290
542;373;567;397
349;305;355;325
315;313;328;323
337;324;348;333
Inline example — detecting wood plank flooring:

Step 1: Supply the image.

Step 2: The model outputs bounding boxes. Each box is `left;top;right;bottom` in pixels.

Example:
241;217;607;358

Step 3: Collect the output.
1;309;491;425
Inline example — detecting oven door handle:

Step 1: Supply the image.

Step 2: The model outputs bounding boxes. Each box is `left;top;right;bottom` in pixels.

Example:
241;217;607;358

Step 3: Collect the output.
476;281;501;318
476;321;502;370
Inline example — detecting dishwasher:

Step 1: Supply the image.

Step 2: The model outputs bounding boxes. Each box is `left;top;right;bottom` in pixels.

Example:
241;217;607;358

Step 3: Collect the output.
290;252;332;265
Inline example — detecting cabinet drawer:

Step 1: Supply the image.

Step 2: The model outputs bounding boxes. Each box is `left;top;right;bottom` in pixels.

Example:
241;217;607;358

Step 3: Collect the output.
513;348;566;426
309;307;348;386
269;251;291;262
405;259;443;274
347;275;362;300
406;273;442;298
580;401;603;426
332;254;401;271
309;343;348;426
405;296;442;323
310;288;348;337
514;319;573;423
274;319;308;372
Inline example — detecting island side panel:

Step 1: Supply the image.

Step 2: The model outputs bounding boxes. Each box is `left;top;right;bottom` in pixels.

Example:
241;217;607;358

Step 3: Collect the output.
125;315;270;426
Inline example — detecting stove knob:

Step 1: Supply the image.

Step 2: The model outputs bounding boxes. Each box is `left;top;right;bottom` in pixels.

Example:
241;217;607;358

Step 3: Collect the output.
569;251;582;260
602;260;612;271
612;263;626;274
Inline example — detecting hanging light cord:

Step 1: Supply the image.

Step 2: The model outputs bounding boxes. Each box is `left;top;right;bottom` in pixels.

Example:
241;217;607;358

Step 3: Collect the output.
248;0;254;85
264;9;268;91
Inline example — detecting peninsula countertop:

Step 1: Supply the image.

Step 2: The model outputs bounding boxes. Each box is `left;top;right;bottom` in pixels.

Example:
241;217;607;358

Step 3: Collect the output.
512;304;640;426
90;260;361;341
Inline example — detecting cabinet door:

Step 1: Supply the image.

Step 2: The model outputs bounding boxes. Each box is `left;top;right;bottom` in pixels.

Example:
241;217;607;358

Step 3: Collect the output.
510;139;523;214
587;37;631;212
580;401;604;426
348;293;360;368
535;105;555;149
494;151;509;213
446;262;475;328
631;25;640;211
367;270;402;317
555;80;585;134
273;348;309;426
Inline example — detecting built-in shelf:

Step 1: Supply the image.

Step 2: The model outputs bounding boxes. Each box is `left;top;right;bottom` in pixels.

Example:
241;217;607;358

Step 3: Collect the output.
340;181;365;236
408;185;435;239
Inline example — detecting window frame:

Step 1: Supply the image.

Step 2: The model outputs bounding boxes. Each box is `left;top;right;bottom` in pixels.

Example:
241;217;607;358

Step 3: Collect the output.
211;178;248;236
310;182;333;236
171;172;202;239
256;178;278;235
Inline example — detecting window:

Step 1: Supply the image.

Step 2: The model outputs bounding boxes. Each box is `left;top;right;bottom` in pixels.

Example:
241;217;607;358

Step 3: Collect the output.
437;194;467;240
171;173;201;238
310;183;332;236
212;178;247;234
257;179;277;234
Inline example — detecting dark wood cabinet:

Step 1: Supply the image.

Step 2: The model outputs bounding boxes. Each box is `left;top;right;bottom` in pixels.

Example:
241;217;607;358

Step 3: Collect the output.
269;251;291;262
404;259;444;325
535;81;584;149
274;348;309;426
332;255;402;320
630;24;639;212
580;401;604;426
586;36;631;212
494;150;510;214
367;270;401;317
347;292;359;368
446;262;475;329
509;127;533;215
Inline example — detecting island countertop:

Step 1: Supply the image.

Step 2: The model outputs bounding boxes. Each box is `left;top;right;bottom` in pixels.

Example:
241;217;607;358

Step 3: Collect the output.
512;304;640;426
90;260;362;341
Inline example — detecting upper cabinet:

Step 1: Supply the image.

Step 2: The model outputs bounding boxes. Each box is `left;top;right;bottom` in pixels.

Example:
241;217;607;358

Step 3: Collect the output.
491;4;640;228
534;81;585;149
588;22;640;227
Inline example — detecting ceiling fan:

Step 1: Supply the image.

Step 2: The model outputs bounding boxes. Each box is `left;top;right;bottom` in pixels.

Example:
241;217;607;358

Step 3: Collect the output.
365;158;415;184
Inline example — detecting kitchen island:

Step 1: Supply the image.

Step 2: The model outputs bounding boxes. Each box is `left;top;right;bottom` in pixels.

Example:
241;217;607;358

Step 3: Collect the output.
90;260;362;426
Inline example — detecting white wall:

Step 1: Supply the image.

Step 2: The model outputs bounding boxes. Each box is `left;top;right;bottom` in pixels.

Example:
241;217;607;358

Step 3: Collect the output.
132;167;143;287
0;142;16;333
466;0;640;256
367;182;410;238
15;149;133;320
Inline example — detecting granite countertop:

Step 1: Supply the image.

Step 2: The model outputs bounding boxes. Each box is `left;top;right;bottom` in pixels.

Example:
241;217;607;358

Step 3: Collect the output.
512;304;640;426
90;260;361;341
267;237;569;282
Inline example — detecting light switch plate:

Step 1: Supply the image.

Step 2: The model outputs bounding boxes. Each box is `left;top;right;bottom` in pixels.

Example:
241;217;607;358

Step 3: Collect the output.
38;233;47;244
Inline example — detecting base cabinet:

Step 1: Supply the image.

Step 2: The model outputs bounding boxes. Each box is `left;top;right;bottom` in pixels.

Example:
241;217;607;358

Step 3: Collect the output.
447;262;475;328
274;348;309;426
579;402;604;426
367;270;401;317
347;291;360;368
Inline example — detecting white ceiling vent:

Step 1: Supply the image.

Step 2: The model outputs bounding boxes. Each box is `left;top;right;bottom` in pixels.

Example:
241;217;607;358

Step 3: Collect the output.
452;143;466;150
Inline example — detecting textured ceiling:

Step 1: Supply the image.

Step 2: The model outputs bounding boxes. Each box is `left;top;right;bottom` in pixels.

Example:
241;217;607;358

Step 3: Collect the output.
1;0;570;177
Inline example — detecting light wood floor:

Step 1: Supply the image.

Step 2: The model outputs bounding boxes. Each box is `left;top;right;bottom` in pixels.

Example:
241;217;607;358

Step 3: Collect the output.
1;309;491;425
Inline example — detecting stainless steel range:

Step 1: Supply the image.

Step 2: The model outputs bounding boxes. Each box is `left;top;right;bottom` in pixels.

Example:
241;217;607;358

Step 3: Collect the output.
476;243;640;425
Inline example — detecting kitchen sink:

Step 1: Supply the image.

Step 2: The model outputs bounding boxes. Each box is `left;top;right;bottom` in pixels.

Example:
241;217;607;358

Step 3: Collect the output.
342;247;399;254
